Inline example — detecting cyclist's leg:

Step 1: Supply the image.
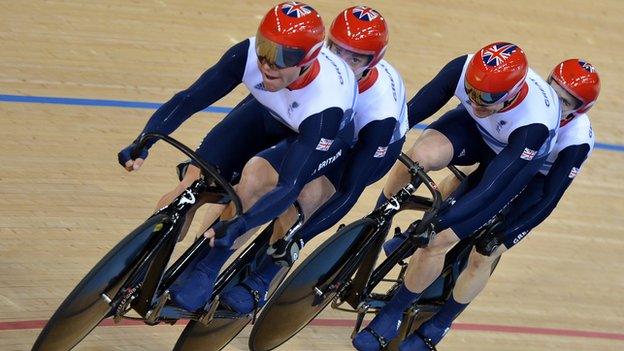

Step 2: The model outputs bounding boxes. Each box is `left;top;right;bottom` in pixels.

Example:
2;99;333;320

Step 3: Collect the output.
351;230;458;350
167;99;295;311
270;135;405;248
155;164;202;210
354;108;484;351
437;164;479;199
380;106;483;203
383;164;483;257
219;142;344;314
182;97;296;236
400;172;546;350
380;129;453;203
219;173;336;315
226;129;349;243
398;243;507;351
272;175;336;242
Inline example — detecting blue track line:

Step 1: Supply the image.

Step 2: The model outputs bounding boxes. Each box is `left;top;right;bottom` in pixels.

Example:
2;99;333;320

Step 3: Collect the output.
1;93;622;153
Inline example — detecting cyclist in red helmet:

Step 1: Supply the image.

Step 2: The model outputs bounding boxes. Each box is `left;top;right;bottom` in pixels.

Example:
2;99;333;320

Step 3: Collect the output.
218;5;411;315
353;42;561;351
117;2;359;312
391;58;600;351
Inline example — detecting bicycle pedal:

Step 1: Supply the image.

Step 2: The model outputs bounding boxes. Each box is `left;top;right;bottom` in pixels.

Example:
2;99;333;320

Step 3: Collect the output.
145;291;170;325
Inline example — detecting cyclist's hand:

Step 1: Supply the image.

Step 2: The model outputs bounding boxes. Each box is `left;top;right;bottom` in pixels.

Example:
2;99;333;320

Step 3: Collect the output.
117;142;149;172
406;219;437;248
204;219;246;248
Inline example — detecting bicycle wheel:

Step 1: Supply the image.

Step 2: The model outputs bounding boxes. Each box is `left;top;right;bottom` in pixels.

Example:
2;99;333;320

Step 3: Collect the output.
249;218;377;351
32;214;169;351
174;260;290;351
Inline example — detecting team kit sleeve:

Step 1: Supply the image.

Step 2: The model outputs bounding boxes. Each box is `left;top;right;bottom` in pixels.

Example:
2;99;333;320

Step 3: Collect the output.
136;39;250;148
407;55;467;128
213;107;348;244
436;123;550;231
500;143;591;240
298;118;397;241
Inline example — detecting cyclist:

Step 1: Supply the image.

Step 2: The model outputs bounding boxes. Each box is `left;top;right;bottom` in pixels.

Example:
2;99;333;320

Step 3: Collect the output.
117;2;358;312
396;58;600;350
219;5;409;315
353;42;561;350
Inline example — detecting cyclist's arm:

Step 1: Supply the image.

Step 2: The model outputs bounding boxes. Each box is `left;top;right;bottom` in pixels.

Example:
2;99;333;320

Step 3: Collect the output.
436;123;549;231
408;55;467;128
229;107;347;233
501;144;591;238
138;39;249;148
298;118;397;241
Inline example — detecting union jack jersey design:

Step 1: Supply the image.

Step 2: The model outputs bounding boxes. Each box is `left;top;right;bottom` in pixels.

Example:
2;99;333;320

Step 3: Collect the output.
578;60;596;73
281;2;313;18
352;6;379;21
373;146;388;158
316;138;334;151
520;147;537;161
482;43;518;67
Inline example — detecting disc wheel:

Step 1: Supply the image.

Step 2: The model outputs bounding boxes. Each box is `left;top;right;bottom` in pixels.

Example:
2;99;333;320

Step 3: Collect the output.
32;214;169;351
249;218;376;351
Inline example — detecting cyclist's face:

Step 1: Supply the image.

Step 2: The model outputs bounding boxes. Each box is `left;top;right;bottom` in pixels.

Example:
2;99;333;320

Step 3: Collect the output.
257;58;302;92
468;100;506;118
549;79;582;117
328;42;371;79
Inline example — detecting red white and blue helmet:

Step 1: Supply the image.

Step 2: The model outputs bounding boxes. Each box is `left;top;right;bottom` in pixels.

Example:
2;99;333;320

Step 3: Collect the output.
329;6;389;69
256;2;325;68
549;59;600;115
464;42;528;106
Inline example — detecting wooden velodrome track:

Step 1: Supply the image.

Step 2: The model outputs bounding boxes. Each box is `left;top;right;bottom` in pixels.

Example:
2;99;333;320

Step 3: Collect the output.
1;1;623;350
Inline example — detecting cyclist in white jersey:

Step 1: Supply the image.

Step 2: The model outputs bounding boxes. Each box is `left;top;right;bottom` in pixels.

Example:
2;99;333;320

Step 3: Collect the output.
116;2;358;312
394;58;600;350
217;6;410;315
353;42;561;351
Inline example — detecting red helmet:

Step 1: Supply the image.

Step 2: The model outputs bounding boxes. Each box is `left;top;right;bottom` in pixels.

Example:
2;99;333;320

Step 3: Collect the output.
464;42;528;106
549;59;600;115
256;2;325;68
329;6;389;69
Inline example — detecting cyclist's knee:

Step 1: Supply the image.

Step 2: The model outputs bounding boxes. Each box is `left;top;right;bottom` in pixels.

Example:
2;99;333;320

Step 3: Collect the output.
382;162;410;197
298;176;335;217
407;129;454;171
421;228;459;256
180;165;201;187
466;245;505;272
239;157;278;200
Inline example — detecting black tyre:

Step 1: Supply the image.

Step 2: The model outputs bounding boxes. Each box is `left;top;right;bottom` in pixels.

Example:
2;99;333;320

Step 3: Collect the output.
174;318;251;351
249;218;377;351
32;214;169;351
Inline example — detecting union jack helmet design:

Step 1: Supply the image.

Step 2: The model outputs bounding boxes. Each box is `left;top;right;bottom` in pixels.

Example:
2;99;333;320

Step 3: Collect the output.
464;42;528;106
549;59;600;115
256;2;325;68
329;6;388;70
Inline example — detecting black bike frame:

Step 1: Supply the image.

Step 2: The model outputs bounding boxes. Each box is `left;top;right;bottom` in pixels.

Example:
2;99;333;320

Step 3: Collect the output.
355;160;442;309
106;133;244;322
